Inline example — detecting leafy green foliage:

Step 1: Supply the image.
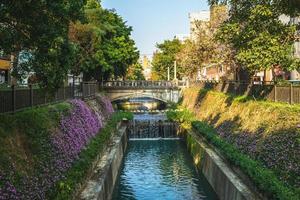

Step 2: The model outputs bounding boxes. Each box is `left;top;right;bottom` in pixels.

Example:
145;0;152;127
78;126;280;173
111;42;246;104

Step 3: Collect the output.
125;63;145;80
192;121;300;200
0;0;86;91
152;39;183;80
0;103;71;189
214;1;299;75
208;0;300;17
70;0;139;81
176;5;235;79
166;108;195;130
0;0;139;90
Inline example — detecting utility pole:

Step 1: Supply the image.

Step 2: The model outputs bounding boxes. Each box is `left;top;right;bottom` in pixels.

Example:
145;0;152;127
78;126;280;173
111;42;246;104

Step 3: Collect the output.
174;61;177;80
167;67;170;81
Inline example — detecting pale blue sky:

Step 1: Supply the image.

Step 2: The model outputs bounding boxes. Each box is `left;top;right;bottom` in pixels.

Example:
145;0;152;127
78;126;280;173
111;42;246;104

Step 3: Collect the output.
102;0;209;55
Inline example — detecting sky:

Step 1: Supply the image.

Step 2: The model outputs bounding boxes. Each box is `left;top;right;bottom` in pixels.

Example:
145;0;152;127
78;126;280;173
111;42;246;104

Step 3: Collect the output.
102;0;209;56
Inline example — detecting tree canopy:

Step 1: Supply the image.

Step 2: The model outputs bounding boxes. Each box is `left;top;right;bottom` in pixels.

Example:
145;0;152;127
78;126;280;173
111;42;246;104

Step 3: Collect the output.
125;63;145;80
70;1;139;81
176;5;234;80
0;0;139;90
207;0;300;17
151;39;184;80
0;0;86;91
209;0;300;77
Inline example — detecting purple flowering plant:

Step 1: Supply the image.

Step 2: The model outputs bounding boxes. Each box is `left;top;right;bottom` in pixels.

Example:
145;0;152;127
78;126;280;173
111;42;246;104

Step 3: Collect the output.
0;97;114;199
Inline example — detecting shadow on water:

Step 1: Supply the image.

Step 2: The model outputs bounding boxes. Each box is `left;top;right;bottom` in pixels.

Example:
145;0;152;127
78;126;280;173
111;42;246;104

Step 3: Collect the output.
112;140;218;200
113;97;167;111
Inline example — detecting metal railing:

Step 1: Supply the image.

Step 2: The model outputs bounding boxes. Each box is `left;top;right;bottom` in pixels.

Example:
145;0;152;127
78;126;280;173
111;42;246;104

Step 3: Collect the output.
0;82;97;114
101;80;188;89
190;80;300;104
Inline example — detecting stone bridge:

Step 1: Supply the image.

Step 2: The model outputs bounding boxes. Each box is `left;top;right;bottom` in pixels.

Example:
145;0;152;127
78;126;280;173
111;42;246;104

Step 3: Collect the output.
100;81;187;103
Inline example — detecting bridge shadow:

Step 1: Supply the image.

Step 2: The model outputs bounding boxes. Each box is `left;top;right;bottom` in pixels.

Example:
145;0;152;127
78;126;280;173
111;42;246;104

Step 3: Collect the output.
112;97;168;111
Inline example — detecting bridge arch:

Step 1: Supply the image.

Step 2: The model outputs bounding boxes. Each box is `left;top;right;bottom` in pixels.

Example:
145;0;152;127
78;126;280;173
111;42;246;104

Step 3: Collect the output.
101;81;185;104
111;94;169;103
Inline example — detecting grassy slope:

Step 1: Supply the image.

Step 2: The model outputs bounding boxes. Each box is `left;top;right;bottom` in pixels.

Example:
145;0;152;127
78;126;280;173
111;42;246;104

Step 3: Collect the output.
181;87;300;189
0;101;133;199
0;103;71;188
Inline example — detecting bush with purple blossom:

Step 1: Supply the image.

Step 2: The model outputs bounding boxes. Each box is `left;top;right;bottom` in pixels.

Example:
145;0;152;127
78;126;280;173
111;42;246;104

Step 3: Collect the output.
0;97;117;199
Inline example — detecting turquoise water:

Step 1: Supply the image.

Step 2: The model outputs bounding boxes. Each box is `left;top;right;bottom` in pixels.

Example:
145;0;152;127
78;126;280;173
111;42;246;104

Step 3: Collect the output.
112;140;218;200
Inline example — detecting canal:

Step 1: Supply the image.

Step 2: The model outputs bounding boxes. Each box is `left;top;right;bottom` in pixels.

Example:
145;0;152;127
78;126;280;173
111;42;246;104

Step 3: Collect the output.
112;98;218;200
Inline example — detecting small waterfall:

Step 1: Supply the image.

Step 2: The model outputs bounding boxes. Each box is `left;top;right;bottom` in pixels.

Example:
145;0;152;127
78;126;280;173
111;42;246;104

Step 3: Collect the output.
128;119;178;139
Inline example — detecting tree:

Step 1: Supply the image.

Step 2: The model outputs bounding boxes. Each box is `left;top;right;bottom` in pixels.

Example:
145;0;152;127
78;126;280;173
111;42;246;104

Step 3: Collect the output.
216;3;298;77
70;0;139;81
125;63;145;80
176;5;234;79
0;0;86;91
152;39;183;80
208;0;300;17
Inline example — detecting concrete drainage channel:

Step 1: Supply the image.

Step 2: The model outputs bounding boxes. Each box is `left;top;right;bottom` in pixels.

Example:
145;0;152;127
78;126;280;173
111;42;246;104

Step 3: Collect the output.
185;130;261;200
79;124;260;200
80;124;128;200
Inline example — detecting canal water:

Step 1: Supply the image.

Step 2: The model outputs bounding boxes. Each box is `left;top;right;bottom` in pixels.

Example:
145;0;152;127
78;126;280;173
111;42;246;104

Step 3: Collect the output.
111;111;218;200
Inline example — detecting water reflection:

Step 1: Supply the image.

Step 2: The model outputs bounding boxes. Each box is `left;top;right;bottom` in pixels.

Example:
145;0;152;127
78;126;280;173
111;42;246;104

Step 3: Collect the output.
113;97;167;111
112;140;218;200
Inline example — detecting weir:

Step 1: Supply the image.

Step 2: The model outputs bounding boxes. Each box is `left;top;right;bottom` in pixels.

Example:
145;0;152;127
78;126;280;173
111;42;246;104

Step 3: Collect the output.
128;115;178;139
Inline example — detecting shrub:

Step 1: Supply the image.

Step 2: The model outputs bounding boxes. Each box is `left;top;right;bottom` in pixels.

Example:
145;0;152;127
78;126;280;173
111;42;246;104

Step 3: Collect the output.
166;108;195;129
50;112;133;199
192;121;300;200
0;97;127;199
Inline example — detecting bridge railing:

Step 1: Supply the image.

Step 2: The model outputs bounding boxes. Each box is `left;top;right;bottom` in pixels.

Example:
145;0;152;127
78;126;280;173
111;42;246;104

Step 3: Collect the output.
101;80;181;89
101;80;189;89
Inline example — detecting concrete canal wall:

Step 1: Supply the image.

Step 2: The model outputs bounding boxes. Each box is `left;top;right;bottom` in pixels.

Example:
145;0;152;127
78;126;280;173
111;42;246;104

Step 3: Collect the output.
80;124;128;200
185;130;260;200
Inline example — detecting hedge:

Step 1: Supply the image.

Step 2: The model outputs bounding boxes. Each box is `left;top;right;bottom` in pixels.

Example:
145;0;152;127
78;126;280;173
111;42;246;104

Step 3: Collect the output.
192;121;300;200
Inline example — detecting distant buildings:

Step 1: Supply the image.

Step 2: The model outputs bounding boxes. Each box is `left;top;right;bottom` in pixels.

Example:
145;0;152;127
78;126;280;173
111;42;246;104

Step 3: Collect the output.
189;11;210;40
139;55;152;80
189;6;230;81
279;15;300;81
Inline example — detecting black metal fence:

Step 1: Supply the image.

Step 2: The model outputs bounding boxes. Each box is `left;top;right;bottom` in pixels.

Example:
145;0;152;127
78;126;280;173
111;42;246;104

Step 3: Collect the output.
0;82;97;114
191;81;300;104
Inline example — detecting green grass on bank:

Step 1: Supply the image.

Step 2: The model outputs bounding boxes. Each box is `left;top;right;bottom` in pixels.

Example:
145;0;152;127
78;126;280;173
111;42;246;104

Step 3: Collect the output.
49;111;133;200
167;107;300;200
0;102;72;187
195;88;300;112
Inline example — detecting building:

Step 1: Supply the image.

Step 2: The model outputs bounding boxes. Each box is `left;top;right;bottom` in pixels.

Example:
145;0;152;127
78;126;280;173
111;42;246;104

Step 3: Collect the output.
190;6;231;81
254;15;300;82
139;55;152;80
0;56;11;84
189;11;210;40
